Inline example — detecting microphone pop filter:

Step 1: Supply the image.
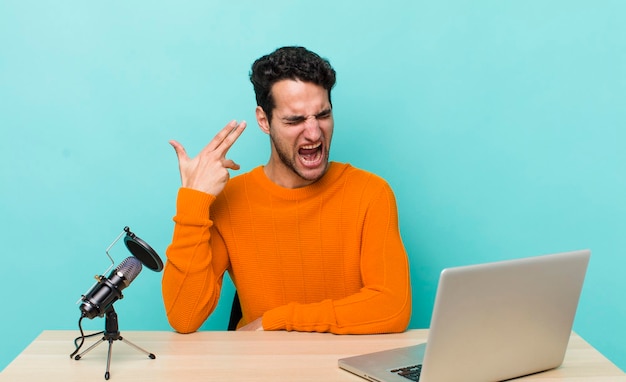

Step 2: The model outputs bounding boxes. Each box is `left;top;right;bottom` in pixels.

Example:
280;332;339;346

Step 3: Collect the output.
123;226;164;272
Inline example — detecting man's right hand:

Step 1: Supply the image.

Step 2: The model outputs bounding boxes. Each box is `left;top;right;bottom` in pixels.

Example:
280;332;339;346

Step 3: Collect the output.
169;120;247;196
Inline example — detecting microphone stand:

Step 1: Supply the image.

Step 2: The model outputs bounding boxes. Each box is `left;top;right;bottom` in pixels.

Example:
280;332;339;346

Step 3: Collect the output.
73;306;155;380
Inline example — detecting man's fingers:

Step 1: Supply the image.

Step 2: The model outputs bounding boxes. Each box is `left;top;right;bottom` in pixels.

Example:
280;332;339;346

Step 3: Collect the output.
207;120;247;156
223;159;241;171
224;120;247;151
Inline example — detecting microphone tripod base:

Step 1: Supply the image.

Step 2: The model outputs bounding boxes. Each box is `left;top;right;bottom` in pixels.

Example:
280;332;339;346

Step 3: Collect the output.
73;308;155;380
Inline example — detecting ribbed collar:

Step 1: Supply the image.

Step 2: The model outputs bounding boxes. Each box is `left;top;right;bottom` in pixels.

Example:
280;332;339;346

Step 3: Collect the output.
249;161;349;201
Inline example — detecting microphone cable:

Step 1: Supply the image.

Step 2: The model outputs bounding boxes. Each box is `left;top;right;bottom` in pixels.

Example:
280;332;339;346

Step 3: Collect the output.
69;314;103;359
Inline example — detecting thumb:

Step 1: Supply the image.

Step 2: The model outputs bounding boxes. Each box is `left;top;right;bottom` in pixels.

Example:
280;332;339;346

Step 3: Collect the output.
169;140;189;161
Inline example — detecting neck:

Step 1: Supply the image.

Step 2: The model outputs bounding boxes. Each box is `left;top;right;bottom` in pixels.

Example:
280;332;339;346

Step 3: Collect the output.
263;159;324;189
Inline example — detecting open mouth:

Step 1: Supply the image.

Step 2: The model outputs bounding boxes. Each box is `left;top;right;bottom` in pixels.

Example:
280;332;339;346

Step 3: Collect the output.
298;142;323;167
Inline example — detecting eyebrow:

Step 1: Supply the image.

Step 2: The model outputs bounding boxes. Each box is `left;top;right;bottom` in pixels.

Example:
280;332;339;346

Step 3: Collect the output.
281;108;333;123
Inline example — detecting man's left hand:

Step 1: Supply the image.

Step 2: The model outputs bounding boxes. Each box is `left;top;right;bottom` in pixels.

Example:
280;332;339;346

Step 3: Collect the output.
237;317;264;331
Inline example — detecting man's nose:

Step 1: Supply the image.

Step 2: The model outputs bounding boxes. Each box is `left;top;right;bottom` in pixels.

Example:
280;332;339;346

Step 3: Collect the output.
303;116;322;140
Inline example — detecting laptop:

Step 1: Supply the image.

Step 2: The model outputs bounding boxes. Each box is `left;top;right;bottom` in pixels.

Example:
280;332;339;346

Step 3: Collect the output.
338;249;590;382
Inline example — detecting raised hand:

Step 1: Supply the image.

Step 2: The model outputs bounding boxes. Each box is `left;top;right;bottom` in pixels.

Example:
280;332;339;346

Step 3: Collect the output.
170;120;247;196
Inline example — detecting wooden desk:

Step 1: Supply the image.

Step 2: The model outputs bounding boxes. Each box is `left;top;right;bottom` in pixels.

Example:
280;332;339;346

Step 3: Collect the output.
1;330;624;381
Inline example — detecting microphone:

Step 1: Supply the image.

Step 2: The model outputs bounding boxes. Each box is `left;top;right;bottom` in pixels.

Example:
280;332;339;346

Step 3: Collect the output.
70;227;163;375
80;256;143;319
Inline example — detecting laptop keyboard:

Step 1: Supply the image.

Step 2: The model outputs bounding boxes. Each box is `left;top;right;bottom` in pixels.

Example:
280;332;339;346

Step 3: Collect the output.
390;364;422;381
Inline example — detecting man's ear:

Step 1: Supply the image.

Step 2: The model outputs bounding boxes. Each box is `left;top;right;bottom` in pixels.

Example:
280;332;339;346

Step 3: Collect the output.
256;106;270;135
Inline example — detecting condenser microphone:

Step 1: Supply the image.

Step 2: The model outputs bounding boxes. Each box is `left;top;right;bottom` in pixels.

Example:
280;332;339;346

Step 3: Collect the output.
70;227;163;378
80;256;143;319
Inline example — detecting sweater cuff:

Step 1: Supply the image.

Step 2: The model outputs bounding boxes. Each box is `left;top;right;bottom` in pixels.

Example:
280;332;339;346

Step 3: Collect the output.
175;188;216;222
262;304;293;331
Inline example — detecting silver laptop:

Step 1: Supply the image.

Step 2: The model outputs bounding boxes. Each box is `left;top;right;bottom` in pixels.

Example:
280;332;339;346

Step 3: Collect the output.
338;249;590;382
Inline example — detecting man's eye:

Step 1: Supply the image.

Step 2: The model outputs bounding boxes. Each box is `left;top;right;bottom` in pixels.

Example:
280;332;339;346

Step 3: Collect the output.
317;111;332;119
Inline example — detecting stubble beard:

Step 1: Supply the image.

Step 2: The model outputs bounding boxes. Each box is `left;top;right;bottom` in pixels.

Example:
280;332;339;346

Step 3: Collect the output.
270;132;330;184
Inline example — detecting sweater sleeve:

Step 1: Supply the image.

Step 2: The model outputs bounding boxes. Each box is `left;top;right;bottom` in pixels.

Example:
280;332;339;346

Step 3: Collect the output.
262;182;412;334
161;188;230;334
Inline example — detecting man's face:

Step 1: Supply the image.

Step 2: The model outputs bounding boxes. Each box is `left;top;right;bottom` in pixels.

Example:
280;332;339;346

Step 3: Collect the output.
257;79;334;188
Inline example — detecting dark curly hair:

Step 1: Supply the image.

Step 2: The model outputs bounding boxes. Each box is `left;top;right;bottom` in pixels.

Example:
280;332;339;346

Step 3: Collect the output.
250;46;336;123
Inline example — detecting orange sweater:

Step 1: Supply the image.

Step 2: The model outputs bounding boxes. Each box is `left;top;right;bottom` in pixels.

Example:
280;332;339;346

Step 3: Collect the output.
162;162;411;334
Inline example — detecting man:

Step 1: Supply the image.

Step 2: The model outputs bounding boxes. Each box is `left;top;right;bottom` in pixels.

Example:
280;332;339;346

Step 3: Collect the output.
163;46;411;334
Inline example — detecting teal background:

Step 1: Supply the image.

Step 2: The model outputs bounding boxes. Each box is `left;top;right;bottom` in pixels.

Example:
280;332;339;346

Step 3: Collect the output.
1;0;625;372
